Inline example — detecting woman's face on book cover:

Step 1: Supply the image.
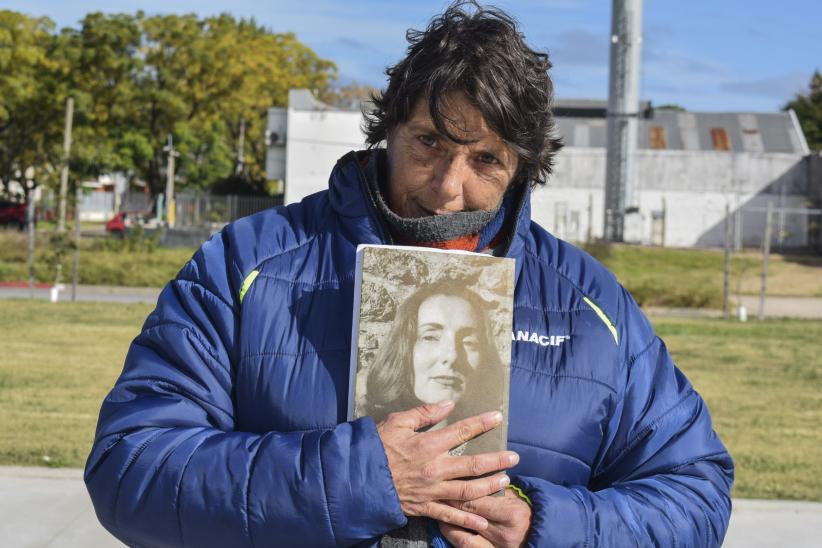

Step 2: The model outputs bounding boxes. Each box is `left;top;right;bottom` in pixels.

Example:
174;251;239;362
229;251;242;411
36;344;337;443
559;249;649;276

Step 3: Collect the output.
412;294;482;404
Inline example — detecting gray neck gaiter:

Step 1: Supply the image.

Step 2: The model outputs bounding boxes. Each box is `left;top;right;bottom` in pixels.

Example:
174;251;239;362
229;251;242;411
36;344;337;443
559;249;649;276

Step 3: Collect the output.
364;149;500;243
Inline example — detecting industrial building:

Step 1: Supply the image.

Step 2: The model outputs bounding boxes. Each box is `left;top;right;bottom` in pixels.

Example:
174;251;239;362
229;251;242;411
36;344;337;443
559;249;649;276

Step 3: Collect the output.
267;89;819;249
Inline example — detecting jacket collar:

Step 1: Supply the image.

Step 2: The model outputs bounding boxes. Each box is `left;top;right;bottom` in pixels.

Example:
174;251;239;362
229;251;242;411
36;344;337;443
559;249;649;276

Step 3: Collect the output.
328;150;532;262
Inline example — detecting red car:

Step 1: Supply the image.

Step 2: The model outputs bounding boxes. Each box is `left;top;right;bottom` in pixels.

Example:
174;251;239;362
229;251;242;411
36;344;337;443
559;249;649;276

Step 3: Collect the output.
0;200;27;230
105;211;159;237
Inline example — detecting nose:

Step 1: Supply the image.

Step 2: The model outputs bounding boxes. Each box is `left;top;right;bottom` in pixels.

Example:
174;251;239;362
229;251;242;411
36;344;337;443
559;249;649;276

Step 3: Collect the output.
438;335;458;369
431;155;469;209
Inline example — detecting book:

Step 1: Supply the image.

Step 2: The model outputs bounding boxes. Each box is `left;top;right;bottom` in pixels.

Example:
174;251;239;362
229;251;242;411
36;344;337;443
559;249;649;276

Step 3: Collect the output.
348;244;515;457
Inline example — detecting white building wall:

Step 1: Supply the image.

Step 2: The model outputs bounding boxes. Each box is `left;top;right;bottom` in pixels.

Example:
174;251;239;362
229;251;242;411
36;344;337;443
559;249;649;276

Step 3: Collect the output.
533;148;807;247
282;109;809;248
285;108;366;205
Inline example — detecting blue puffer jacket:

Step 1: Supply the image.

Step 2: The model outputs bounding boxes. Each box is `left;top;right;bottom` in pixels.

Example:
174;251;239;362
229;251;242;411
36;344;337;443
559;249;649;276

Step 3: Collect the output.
86;151;733;547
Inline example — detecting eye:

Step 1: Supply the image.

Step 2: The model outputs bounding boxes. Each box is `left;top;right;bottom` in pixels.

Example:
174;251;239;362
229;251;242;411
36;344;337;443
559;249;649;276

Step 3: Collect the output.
418;134;437;148
478;152;499;165
461;337;479;351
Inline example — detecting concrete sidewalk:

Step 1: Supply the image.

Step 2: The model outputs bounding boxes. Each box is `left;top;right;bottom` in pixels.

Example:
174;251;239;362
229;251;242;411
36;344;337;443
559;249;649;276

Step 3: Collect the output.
1;466;821;547
0;284;161;305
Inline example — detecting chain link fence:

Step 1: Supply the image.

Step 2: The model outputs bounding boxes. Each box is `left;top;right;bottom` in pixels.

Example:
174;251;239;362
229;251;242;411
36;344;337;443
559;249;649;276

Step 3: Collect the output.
735;206;822;252
172;193;282;228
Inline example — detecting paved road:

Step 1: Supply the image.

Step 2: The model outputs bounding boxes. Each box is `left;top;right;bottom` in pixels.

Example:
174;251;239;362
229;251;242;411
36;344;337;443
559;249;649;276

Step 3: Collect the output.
2;283;821;319
1;466;820;547
646;295;822;320
736;295;822;319
0;284;161;305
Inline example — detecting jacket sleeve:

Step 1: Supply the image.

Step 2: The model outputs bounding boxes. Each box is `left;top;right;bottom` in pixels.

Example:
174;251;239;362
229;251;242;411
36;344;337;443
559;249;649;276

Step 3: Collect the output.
84;231;406;548
512;290;734;547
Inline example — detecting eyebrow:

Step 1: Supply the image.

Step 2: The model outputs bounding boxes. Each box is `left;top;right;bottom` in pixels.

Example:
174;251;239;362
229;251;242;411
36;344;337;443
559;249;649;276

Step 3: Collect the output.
406;121;510;157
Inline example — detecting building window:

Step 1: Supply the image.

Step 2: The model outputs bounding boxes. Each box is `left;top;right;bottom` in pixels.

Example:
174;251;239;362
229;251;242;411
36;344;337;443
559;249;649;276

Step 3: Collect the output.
649;126;667;149
710;127;731;151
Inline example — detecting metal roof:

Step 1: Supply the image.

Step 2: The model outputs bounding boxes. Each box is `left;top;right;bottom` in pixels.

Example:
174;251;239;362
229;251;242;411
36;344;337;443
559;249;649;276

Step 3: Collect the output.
555;107;808;154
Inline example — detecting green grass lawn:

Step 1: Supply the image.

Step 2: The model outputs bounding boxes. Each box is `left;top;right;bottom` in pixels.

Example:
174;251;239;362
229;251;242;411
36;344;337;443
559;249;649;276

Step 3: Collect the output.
0;229;194;287
1;300;820;501
586;242;822;307
4;229;820;307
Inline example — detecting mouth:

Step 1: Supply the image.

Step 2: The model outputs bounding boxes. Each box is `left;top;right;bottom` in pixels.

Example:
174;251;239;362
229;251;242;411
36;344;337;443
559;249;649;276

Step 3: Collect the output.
417;204;466;217
416;204;438;217
432;375;464;390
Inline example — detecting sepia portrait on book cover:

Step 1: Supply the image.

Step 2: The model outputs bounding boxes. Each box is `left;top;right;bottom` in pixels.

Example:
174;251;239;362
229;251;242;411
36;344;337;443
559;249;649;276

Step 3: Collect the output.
349;245;515;457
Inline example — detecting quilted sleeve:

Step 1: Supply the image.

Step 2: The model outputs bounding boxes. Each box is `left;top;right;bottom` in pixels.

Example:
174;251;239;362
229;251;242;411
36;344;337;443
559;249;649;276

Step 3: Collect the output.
511;289;733;547
84;230;406;547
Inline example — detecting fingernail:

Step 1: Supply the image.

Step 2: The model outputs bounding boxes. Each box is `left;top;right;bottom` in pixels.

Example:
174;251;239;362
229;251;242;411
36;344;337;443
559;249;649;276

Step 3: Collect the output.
491;411;503;424
475;517;489;530
508;452;520;466
499;475;510;488
439;400;455;408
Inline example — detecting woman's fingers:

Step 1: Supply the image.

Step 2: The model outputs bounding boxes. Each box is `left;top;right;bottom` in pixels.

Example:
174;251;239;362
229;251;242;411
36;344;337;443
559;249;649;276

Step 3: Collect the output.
427;410;503;453
382;401;456;431
418;500;489;532
439;522;495;548
431;473;511;502
438;451;519;480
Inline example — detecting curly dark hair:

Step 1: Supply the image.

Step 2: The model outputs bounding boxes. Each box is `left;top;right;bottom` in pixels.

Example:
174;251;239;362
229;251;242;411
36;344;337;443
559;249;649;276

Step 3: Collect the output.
363;0;563;187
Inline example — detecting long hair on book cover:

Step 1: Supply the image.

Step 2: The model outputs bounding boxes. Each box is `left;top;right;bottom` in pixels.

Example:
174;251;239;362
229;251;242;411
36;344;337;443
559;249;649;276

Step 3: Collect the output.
363;278;503;425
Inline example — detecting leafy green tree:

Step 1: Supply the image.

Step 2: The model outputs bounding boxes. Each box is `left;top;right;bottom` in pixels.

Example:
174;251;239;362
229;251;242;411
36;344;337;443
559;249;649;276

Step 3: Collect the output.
0;10;337;197
785;70;822;152
57;12;144;181
0;11;63;189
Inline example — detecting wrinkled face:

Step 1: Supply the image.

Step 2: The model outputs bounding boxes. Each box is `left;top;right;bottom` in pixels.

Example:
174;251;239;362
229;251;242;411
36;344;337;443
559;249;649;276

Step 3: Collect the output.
412;294;482;404
386;93;520;218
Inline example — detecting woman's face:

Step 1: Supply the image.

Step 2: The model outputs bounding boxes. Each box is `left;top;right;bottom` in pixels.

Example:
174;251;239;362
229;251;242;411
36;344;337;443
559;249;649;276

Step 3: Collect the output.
412;294;482;404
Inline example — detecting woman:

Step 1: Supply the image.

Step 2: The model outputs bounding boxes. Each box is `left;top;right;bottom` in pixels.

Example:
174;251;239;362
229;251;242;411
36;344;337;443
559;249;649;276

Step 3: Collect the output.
363;279;507;455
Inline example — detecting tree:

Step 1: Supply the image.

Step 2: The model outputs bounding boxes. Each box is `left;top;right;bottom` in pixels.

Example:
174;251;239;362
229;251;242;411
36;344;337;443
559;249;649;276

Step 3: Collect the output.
0;10;337;197
785;70;822;152
320;81;380;109
0;11;63;191
655;104;686;112
57;12;145;182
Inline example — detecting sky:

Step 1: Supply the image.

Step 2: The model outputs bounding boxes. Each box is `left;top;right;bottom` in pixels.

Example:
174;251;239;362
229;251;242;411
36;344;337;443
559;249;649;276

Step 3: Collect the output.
4;0;819;112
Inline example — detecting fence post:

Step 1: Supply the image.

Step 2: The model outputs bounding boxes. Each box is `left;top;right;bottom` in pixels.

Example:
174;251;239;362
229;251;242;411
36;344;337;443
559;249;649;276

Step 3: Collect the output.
26;182;36;298
71;183;81;301
723;203;731;319
586;194;593;244
758;202;773;320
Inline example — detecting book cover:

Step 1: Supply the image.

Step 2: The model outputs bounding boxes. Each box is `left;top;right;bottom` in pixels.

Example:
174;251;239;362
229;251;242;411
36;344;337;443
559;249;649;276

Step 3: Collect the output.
349;244;515;456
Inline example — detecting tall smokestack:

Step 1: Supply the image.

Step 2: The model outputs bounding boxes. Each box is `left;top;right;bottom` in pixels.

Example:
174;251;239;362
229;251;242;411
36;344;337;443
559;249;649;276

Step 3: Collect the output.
604;0;643;242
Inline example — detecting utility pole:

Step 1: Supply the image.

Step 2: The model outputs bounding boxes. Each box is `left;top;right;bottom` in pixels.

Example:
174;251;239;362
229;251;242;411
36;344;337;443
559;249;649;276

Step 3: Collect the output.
604;0;643;242
163;135;179;228
236;117;246;175
57;97;74;233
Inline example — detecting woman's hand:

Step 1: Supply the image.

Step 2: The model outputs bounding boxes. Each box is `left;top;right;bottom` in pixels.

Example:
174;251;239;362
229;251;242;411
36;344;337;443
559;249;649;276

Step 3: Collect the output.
439;489;532;547
376;401;519;532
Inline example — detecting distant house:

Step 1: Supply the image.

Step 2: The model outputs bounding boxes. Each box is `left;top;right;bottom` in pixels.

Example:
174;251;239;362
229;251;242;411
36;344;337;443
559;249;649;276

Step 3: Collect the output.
268;90;817;249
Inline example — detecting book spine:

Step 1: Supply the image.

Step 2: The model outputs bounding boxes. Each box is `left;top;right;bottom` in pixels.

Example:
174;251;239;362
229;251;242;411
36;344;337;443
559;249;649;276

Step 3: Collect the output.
347;245;367;421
